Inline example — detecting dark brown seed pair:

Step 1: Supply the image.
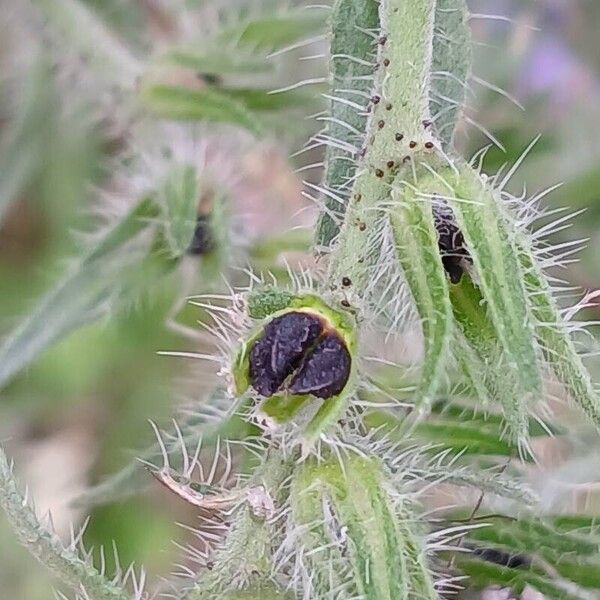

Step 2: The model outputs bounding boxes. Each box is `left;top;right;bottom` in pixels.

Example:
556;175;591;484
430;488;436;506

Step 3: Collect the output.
432;201;471;284
248;312;351;399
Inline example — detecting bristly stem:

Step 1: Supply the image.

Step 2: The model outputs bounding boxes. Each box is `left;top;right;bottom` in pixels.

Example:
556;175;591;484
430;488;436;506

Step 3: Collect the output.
0;446;130;600
326;0;438;311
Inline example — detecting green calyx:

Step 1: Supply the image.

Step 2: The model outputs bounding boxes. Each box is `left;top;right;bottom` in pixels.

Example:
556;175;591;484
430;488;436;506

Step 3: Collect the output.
232;291;358;451
291;454;437;600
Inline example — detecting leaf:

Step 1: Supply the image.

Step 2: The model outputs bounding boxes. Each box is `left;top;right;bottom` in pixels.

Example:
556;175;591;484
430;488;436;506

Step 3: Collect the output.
161;49;273;76
449;163;543;439
314;0;380;250
465;517;600;558
430;0;471;148
0;197;172;388
221;87;315;112
0;446;130;600
140;84;264;135
0;56;54;221
157;165;199;258
216;10;327;52
291;455;437;600
389;177;454;423
457;558;591;600
518;246;600;429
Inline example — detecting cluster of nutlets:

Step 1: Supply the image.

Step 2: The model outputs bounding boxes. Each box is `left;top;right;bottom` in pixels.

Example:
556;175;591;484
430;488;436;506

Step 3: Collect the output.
248;311;351;400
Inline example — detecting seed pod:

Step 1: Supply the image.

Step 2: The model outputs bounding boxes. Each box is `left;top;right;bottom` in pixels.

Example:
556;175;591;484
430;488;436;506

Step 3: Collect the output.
247;312;351;400
232;293;357;447
249;312;323;397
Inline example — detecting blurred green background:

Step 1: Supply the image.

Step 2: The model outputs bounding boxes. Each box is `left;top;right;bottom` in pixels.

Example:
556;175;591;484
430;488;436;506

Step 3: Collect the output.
0;0;599;598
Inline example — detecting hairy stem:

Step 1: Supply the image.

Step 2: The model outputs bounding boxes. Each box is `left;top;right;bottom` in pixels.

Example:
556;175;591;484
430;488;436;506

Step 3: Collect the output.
0;446;130;600
326;0;438;311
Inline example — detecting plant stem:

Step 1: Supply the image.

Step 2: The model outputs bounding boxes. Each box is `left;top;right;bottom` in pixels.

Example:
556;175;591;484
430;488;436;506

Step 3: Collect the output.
326;0;438;310
0;446;130;600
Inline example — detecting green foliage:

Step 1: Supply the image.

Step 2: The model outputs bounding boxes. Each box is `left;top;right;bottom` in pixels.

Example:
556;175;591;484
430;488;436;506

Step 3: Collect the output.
314;0;380;250
1;0;600;599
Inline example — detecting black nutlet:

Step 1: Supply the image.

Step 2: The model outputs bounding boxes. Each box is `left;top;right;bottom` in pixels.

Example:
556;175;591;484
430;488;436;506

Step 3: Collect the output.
288;333;351;399
249;312;323;397
248;312;351;400
432;201;471;283
188;215;216;256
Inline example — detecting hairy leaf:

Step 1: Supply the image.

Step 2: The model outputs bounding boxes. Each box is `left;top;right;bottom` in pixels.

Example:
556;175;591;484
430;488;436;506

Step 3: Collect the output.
140;84;263;135
314;0;380;250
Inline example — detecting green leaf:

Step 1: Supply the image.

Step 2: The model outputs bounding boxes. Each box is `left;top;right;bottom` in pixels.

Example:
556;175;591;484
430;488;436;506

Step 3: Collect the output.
0;197;171;388
389;175;454;422
0;57;54;221
314;0;380;250
161;49;273;76
216;11;327;52
0;446;130;600
518;246;600;430
430;0;471;148
457;558;589;600
157;165;199;258
449;163;543;439
466;517;600;558
140;84;264;135
222;87;315;112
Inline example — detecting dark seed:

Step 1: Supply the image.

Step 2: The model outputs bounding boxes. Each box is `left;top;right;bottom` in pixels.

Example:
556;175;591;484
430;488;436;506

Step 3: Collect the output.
425;141;434;149
409;141;417;148
188;215;215;255
342;277;352;287
288;333;351;399
249;312;322;396
432;201;471;283
395;133;404;141
383;58;390;67
473;547;530;569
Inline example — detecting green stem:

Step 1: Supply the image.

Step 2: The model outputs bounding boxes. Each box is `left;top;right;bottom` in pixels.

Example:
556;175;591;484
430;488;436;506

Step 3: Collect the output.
186;450;295;599
327;0;438;311
0;447;130;600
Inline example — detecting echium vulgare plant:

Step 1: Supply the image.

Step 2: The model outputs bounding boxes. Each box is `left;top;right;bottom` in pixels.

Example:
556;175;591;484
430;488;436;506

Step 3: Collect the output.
2;0;600;599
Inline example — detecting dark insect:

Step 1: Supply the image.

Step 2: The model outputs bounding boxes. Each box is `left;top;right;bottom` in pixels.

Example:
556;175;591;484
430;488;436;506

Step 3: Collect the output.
248;311;351;400
432;201;471;284
187;215;215;256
